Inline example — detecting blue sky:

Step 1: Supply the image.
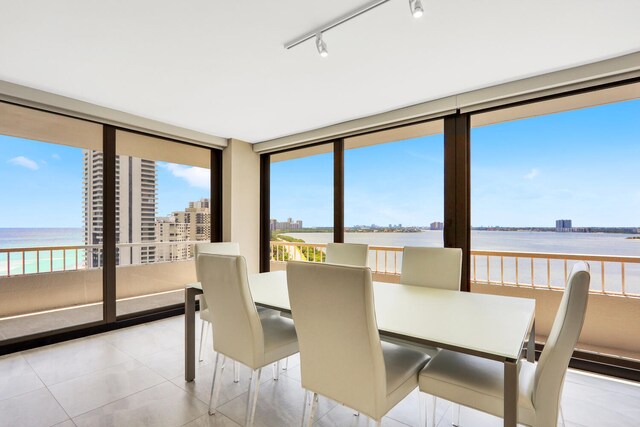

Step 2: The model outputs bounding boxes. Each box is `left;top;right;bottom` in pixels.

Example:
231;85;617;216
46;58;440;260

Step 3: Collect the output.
0;136;209;227
2;99;639;228
271;99;640;227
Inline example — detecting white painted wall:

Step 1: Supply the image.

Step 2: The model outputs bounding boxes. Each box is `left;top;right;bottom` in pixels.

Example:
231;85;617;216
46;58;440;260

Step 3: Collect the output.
222;139;261;274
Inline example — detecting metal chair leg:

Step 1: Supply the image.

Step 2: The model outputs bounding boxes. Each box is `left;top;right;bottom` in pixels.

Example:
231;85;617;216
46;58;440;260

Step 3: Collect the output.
234;360;240;383
245;368;262;427
198;320;206;362
301;389;309;427
307;392;319;427
452;402;460;426
274;360;281;380
284;357;289;370
208;353;221;415
430;395;437;427
559;405;566;427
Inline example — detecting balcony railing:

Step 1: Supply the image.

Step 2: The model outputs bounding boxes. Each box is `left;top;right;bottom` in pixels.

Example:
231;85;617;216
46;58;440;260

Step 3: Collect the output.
270;241;640;297
0;241;201;277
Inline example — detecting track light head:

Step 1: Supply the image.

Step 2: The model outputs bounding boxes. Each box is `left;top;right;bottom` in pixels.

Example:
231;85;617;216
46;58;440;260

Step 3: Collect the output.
316;33;328;57
410;0;424;18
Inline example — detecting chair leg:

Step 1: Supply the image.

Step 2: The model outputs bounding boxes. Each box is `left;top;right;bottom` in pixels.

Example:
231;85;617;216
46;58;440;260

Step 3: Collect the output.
430;395;437;427
245;368;262;427
559;405;566;427
274;360;281;380
284;357;289;370
198;321;206;362
301;389;309;427
307;392;319;427
234;360;240;383
417;392;425;427
208;353;221;415
452;403;460;427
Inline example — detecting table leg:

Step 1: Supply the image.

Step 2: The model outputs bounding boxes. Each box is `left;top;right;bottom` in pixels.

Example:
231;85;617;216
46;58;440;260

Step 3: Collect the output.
504;360;518;427
527;320;536;363
185;287;199;381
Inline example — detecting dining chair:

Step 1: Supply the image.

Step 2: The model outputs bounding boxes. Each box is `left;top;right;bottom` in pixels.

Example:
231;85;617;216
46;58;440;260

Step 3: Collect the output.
418;261;591;427
325;242;369;267
194;242;240;364
401;246;463;290
287;261;430;426
197;253;299;426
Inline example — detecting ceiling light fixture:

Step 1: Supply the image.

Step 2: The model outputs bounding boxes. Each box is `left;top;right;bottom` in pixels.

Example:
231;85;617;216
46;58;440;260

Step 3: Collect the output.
316;33;328;57
287;0;426;56
410;0;424;18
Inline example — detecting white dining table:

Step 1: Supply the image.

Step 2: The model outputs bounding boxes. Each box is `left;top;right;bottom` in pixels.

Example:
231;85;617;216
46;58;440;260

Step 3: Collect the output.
184;270;535;427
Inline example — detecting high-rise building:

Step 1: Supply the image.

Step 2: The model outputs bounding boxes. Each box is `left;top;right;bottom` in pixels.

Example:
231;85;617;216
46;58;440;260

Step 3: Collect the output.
171;198;211;242
155;216;190;261
269;217;303;231
83;151;158;266
430;221;444;230
555;219;572;232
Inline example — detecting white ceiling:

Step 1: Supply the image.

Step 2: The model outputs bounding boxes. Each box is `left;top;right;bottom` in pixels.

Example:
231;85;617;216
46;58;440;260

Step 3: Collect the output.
1;0;639;143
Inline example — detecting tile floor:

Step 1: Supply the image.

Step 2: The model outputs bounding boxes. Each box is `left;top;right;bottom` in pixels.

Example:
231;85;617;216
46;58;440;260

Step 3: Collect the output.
0;314;638;427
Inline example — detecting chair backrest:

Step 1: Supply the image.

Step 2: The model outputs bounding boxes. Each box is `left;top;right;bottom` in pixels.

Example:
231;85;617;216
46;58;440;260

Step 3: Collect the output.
197;253;264;368
533;261;590;426
194;242;240;258
287;261;386;420
400;247;462;290
325;243;369;267
194;242;240;311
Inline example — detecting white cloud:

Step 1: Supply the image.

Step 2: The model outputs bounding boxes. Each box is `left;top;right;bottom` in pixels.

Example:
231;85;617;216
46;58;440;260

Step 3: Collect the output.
164;163;210;188
524;168;540;180
8;156;39;170
51;154;61;159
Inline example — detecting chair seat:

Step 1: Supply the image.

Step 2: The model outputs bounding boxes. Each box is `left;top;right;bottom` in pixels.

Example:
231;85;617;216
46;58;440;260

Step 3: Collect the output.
200;306;278;325
419;350;536;425
382;341;431;410
261;314;299;366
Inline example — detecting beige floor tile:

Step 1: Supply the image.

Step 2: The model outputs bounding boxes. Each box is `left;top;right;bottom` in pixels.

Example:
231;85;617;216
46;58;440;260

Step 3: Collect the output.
172;357;279;408
73;382;207;427
23;336;133;386
0;352;44;401
53;421;77;427
561;379;640;427
48;360;165;417
216;374;337;427
314;405;409;427
0;388;69;427
102;323;183;358
182;413;242;427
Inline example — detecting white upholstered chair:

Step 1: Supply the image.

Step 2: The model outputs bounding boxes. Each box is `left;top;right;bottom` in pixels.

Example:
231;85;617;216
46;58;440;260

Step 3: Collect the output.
198;253;299;426
325;242;369;267
194;242;240;363
401;246;463;290
287;261;430;426
418;261;591;427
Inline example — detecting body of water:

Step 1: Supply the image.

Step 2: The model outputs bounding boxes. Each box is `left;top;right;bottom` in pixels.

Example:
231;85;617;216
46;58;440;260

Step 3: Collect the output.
0;228;87;275
284;230;640;257
0;228;84;249
283;231;640;294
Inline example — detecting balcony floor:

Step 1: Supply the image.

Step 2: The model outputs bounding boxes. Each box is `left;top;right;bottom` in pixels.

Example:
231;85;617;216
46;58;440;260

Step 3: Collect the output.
1;314;638;427
0;290;184;341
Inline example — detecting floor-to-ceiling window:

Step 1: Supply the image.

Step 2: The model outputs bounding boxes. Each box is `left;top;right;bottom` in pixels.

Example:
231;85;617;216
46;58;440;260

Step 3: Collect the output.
470;82;640;361
269;144;334;267
343;120;445;274
0;102;104;341
114;130;212;316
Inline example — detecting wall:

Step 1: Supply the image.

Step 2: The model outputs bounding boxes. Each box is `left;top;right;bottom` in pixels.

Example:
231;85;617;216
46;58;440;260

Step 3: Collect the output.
223;139;261;273
0;261;196;317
